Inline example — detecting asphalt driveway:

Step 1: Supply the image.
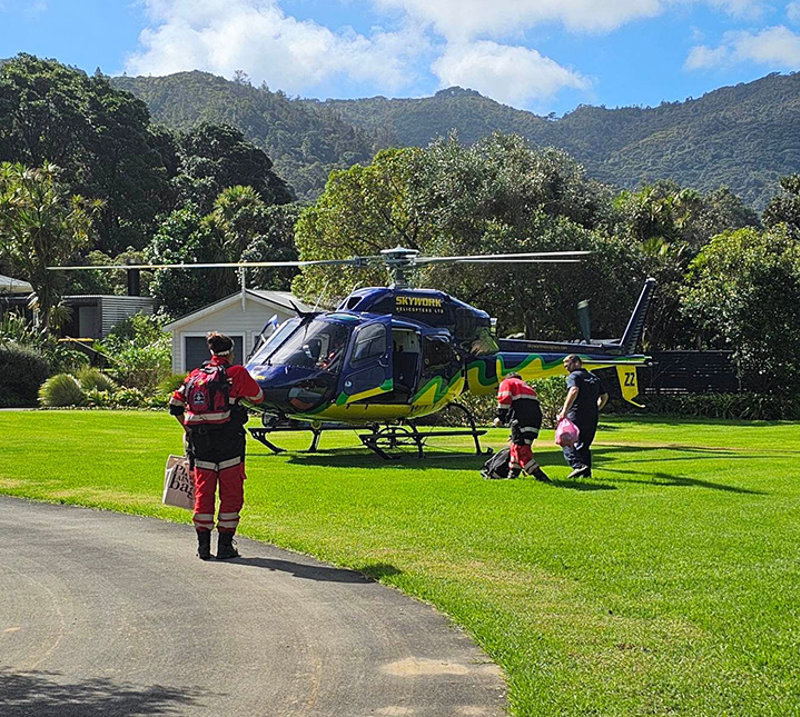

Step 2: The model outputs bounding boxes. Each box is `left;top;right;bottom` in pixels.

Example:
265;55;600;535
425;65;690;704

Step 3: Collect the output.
0;496;505;716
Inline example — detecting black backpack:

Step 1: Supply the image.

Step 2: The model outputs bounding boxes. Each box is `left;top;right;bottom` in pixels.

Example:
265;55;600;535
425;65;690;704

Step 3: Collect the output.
481;447;511;480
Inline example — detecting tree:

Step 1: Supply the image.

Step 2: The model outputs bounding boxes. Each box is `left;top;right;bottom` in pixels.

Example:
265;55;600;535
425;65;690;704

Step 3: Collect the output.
148;188;301;316
294;136;641;339
681;226;800;392
174;123;294;214
293;147;430;304
763;174;800;235
611;181;760;349
0;54;169;253
0;162;102;329
240;203;302;291
147;205;222;318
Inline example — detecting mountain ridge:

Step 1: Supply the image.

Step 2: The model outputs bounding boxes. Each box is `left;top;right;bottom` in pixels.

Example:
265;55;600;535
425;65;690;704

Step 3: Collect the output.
112;70;800;208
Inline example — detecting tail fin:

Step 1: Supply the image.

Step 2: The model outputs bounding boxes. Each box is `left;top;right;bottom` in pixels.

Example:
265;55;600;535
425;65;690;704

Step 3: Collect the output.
619;278;656;354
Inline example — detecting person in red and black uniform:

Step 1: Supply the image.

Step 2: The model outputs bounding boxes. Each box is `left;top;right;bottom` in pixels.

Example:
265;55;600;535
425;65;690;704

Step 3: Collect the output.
170;332;264;560
492;372;551;482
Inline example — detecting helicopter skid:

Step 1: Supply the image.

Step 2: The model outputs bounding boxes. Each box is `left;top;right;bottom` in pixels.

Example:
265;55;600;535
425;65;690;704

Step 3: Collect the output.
358;423;491;461
248;405;491;460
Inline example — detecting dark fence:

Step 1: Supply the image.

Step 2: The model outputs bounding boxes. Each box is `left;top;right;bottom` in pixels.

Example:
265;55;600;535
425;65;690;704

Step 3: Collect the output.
641;351;740;394
598;350;739;400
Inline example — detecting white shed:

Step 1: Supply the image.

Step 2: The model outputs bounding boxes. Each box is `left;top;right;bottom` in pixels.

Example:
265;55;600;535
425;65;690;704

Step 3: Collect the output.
164;289;312;373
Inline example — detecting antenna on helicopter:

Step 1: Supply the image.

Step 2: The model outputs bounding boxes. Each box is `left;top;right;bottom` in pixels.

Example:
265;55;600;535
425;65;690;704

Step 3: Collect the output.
577;299;591;343
312;280;331;312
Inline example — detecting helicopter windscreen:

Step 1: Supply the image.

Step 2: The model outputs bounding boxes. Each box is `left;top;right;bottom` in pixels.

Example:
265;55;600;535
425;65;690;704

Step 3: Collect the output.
249;317;302;365
269;318;352;371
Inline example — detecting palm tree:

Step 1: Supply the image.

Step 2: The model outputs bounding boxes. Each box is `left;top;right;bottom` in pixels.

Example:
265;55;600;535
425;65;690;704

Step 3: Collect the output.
0;161;102;330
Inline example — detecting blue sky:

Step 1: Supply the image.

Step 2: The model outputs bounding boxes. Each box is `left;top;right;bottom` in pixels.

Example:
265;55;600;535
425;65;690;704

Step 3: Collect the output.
2;1;800;115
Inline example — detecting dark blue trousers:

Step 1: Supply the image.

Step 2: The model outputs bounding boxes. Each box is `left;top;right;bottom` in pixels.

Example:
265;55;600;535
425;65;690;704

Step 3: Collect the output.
562;417;597;470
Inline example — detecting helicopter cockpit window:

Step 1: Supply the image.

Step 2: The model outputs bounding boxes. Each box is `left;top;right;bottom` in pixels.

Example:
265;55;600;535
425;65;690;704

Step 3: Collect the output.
249;318;301;365
471;325;499;356
352;323;387;364
269;318;351;371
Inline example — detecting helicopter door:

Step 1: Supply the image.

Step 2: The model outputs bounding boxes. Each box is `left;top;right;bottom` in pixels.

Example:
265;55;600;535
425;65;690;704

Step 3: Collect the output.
339;317;393;404
417;332;463;405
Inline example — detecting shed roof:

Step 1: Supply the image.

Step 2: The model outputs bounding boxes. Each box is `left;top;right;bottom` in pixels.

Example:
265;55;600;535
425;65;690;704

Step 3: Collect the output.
164;290;311;331
0;274;33;295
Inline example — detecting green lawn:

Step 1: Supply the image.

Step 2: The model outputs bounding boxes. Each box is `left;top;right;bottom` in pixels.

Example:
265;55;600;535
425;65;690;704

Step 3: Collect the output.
2;410;799;715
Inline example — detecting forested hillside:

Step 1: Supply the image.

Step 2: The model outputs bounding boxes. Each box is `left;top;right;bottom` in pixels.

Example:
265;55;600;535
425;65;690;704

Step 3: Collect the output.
114;70;800;208
112;72;376;202
316;74;800;209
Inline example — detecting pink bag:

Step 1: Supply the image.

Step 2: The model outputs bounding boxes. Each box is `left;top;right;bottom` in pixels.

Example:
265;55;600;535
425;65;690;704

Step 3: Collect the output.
554;417;580;448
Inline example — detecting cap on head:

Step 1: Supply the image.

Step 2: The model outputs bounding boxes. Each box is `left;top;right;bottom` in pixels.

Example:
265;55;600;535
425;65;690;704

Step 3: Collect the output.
207;331;233;357
505;372;522;380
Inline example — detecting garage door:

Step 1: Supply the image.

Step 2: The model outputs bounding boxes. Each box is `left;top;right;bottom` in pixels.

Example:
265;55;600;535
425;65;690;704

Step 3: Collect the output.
184;335;244;372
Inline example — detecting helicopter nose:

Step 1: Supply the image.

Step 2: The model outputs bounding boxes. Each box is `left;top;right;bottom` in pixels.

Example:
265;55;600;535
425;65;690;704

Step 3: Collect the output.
247;364;335;413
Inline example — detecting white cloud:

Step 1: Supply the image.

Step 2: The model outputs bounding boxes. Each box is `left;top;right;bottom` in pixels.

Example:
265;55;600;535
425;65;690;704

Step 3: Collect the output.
685;25;800;69
126;0;426;94
374;0;764;40
703;0;765;18
788;1;800;23
375;0;662;40
431;41;589;106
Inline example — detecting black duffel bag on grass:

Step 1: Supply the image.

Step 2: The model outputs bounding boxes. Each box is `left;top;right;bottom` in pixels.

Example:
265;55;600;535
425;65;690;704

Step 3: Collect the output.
481;447;512;480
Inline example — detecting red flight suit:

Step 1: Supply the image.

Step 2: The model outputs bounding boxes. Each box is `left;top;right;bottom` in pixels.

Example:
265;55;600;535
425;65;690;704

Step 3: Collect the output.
170;357;263;534
496;375;543;475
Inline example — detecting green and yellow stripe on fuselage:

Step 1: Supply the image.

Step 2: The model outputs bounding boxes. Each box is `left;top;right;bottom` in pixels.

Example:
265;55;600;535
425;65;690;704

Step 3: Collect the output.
466;352;646;405
290;350;645;425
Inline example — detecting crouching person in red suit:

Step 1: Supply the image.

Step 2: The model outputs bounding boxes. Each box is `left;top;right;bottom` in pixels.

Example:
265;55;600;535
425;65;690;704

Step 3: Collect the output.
169;332;264;560
492;372;551;483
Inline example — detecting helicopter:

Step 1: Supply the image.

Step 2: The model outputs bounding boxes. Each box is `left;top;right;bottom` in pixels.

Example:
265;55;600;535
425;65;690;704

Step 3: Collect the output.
51;247;655;458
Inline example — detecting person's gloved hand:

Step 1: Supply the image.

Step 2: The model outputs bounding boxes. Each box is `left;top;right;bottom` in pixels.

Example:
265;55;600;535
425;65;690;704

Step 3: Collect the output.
492;417;503;428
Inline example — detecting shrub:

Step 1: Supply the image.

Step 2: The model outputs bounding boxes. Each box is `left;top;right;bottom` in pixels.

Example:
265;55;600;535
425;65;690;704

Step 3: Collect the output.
0;312;89;374
83;388;113;408
96;314;171;394
76;366;116;392
50;345;91;374
158;373;188;394
113;387;148;407
0;343;51;407
426;375;568;428
39;373;85;407
533;376;568;428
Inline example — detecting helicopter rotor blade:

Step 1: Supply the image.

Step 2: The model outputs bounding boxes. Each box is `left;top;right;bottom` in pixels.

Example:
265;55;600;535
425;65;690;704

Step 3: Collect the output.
447;258;582;264
47;257;374;271
413;250;591;265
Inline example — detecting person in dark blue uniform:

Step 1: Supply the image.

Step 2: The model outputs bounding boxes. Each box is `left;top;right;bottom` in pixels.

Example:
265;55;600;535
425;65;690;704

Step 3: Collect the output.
556;354;608;479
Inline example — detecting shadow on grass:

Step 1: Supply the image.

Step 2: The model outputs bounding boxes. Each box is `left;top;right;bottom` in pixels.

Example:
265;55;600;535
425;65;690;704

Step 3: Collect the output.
282;449;491;472
596;466;765;494
604;414;790;428
592;445;786;464
549;479;616;492
0;668;212;716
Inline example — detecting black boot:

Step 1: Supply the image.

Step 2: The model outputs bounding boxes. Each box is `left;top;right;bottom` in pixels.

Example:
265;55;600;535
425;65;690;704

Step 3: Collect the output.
196;529;212;560
216;531;240;560
532;466;553;483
